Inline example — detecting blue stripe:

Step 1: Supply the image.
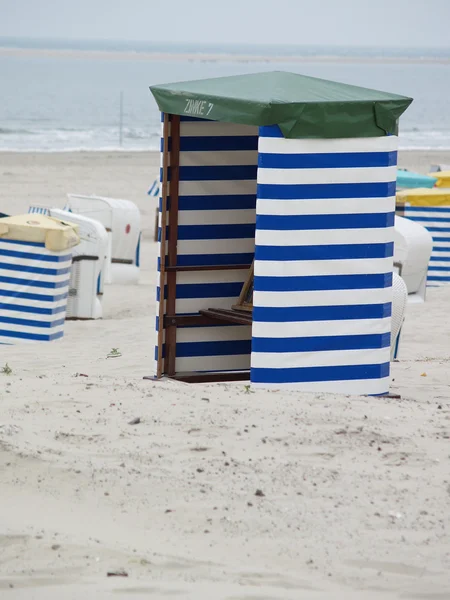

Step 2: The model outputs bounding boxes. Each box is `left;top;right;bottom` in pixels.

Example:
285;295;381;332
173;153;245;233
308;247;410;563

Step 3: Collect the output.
252;333;390;353
178;224;255;240
259;125;284;138
427;266;450;271
255;273;392;291
256;212;394;230
0;249;72;262
253;303;392;322
135;232;141;268
163;136;259;153
257;182;396;200
0;316;65;328
164;165;257;182
0;239;45;248
0;275;70;289
251;363;390;384
0;289;68;302
255;242;393;261
166;253;254;267
0;302;66;315
176;195;257;211
258;152;398;169
408;216;450;223
0;328;64;341
429;255;450;261
179;115;212;122
156;315;245;331
160;113;211;122
427;275;450;281
157;281;244;301
0;263;71;276
425;227;450;232
176;340;251;357
406;206;450;213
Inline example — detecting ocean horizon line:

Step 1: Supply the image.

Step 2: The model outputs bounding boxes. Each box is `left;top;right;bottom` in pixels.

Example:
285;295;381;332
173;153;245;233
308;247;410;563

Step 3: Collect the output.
2;46;450;65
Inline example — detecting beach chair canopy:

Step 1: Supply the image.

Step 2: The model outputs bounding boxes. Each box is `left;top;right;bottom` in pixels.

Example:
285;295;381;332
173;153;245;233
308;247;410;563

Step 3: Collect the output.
150;71;412;139
397;169;436;189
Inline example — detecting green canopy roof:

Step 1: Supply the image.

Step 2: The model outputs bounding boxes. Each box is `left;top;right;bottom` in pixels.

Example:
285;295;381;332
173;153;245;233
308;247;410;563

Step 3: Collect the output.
150;71;412;139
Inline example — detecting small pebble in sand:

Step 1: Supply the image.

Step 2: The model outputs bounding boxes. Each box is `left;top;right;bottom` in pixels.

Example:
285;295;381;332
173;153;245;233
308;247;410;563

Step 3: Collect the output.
255;489;265;497
107;569;128;577
128;417;141;425
51;544;61;551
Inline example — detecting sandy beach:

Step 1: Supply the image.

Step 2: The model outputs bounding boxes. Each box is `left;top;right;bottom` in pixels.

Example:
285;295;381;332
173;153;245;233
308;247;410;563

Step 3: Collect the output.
0;150;449;599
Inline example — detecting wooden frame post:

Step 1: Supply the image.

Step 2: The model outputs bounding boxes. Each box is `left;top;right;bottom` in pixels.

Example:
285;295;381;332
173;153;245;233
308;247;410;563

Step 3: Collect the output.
164;115;181;377
156;113;170;379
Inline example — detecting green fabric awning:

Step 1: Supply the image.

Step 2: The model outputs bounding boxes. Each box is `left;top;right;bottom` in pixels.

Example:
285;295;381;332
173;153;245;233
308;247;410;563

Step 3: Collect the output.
150;71;412;139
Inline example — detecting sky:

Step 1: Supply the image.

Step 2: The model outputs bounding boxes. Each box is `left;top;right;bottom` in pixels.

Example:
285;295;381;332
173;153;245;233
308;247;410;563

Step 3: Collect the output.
1;0;450;48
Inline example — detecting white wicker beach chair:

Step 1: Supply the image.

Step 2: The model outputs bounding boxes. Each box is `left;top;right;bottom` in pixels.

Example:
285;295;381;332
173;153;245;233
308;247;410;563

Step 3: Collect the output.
391;272;408;360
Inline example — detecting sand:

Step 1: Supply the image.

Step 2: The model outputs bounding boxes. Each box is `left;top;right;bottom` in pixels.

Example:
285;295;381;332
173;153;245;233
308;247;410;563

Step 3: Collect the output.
0;150;449;599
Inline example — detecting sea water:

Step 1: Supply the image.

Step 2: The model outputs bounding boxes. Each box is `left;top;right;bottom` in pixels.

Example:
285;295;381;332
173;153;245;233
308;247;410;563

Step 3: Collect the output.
1;37;450;152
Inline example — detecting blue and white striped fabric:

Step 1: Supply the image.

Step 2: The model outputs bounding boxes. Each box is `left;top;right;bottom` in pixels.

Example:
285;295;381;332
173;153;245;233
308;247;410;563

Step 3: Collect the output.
0;239;71;343
148;179;160;197
28;206;50;216
404;205;450;286
154;114;258;374
251;126;397;395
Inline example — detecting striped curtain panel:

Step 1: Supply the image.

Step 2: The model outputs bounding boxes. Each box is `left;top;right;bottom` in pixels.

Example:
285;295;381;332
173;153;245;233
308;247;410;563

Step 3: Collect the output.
251;127;397;395
404;205;450;286
154;115;258;375
0;239;71;343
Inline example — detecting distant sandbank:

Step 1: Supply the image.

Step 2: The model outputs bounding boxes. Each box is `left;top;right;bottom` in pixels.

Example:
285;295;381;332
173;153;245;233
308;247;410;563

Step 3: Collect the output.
1;46;449;64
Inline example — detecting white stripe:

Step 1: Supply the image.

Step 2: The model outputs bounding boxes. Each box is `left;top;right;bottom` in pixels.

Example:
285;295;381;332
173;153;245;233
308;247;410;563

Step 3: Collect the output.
252;318;391;339
178;151;258;167
251;347;390;369
176;296;241;314
257;166;397;185
179;180;256;196
0;242;55;255
431;243;450;250
251;377;390;395
405;211;450;219
254;287;392;307
0;268;71;284
178;238;255;255
258;136;398;154
409;222;450;231
0;281;69;295
0;297;68;310
176;354;250;373
177;269;247;285
255;257;393;277
0;309;66;323
178;209;255;226
255;227;394;246
179;122;258;137
0;256;72;269
256;196;395;216
177;325;251;344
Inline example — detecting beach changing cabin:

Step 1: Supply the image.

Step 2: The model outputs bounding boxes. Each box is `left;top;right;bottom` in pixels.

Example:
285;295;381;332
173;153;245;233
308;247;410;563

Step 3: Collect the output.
150;71;412;395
